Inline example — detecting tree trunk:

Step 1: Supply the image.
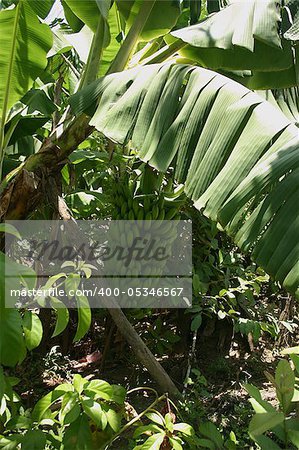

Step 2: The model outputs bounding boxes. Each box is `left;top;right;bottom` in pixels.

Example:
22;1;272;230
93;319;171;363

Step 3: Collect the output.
0;114;93;222
107;305;182;400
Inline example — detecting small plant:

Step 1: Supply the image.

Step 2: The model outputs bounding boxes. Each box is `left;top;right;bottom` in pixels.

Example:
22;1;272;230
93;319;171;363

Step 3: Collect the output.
245;348;299;449
133;409;195;449
0;374;126;449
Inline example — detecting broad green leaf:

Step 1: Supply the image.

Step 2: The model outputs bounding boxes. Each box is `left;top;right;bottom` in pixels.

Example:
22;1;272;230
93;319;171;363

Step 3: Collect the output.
7;115;50;146
6;415;32;430
165;413;174;432
22;88;57;116
196;439;215;449
231;66;297;90
249;412;284;437
199;422;223;447
270;87;299;124
244;384;276;413
64;0;110;32
133;424;163;438
0;223;20;238
253;434;282;450
22;430;46;450
168;437;183;450
290;354;299;375
62;0;84;33
137;433;165;450
288;430;299;447
116;0;181;41
100;3;122;76
169;437;183;450
22;311;43;351
73;294;91;341
281;346;299;355
85;379;113;400
284;16;299;41
59;391;80;424
172;0;281;52
62;414;93;450
32;384;73;421
173;423;195;436
27;0;54;19
0;309;26;367
73;63;299;296
73;374;88;394
50;297;70;338
65;273;81;298
145;411;165;426
286;417;299;432
191;314;202;331
0;436;22;450
0;1;52;124
82;398;106;429
275;359;295;413
111;384;126;404
102;405;121;432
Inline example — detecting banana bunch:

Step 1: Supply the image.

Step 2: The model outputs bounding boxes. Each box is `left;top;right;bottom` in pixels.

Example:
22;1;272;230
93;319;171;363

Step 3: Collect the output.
103;166;187;306
110;171;184;222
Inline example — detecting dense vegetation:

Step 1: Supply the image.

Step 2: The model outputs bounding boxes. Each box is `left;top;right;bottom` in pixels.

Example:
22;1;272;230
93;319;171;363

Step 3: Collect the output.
0;0;299;448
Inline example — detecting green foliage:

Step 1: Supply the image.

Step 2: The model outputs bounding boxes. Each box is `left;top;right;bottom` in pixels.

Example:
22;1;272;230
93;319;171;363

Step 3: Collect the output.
0;0;52;120
0;368;21;427
144;317;181;356
171;0;297;89
37;260;95;342
245;352;299;449
0;374;126;449
133;410;194;449
188;210;288;343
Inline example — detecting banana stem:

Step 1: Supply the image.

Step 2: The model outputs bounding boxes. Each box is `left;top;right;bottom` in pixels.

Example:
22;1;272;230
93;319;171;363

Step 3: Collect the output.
78;15;106;90
102;394;167;449
107;0;157;74
142;40;186;65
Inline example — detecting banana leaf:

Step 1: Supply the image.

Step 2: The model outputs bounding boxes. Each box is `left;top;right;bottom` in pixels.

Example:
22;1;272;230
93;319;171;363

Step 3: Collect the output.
70;63;299;296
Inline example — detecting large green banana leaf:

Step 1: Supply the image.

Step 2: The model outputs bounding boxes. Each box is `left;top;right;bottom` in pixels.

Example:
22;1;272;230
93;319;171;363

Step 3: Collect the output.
170;0;297;89
63;0;111;33
0;1;52;125
99;3;123;76
27;0;55;19
116;0;181;41
258;88;299;124
70;63;299;297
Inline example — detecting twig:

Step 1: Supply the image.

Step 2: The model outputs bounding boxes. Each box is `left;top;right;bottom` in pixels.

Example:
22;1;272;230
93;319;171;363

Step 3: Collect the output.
103;393;167;449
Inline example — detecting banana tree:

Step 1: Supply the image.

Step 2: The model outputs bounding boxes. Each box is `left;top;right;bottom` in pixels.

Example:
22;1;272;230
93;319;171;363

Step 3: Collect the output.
0;0;298;385
4;0;297;292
